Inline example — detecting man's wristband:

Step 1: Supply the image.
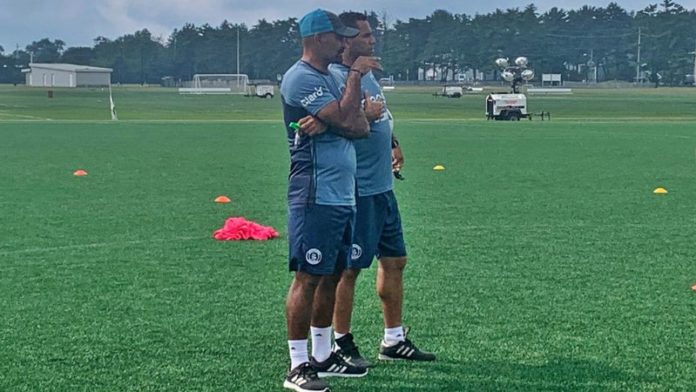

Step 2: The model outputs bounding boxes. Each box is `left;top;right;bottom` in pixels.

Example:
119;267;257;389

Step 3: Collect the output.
349;68;363;76
391;137;400;149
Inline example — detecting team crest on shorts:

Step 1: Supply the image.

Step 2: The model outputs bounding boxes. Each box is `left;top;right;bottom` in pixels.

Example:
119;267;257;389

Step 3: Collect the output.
306;248;322;265
351;244;363;260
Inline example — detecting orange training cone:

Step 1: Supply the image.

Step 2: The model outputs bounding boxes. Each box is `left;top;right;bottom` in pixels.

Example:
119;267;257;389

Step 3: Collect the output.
215;196;231;203
73;169;88;176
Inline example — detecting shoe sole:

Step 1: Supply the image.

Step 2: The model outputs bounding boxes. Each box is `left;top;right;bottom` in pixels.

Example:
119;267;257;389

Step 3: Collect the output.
378;354;436;361
316;369;368;378
283;380;330;392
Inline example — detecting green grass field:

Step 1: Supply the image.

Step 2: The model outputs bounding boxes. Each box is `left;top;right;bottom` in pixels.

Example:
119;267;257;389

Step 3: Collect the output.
1;85;696;391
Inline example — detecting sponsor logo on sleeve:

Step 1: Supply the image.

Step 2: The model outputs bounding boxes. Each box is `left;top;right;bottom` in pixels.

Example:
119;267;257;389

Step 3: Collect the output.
300;87;324;107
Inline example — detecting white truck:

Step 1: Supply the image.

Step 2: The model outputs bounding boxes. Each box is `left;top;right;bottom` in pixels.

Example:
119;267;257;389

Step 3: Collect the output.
485;93;529;121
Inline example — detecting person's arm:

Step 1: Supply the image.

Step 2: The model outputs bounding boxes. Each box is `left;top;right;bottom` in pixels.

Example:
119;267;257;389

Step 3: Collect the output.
314;56;381;139
298;90;382;138
392;134;404;171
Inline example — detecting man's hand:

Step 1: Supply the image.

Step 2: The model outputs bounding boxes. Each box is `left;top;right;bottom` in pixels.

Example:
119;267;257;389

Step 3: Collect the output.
364;91;385;122
392;145;404;172
351;56;382;75
297;115;327;136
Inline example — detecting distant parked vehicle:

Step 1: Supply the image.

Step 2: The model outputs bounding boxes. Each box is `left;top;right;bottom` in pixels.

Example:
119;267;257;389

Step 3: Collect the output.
435;85;463;98
254;84;274;98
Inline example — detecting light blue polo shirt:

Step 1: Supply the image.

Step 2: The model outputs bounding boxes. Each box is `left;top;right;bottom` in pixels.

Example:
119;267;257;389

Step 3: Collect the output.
281;60;357;206
329;64;393;197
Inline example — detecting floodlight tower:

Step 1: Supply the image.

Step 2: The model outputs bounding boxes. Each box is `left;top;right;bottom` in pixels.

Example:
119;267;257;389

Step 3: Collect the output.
494;56;535;93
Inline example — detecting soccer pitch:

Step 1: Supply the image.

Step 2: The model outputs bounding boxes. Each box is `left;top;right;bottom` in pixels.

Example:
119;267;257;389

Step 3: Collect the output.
1;85;696;391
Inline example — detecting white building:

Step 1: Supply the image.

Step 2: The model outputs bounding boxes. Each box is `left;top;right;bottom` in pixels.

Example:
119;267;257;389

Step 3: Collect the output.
22;63;113;87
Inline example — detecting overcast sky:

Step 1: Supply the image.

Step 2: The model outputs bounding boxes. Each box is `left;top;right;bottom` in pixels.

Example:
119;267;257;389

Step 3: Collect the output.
1;0;695;51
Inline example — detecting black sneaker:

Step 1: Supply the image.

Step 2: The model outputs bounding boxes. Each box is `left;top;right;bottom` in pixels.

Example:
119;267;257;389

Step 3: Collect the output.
334;333;372;368
378;329;436;361
283;362;330;392
311;352;368;378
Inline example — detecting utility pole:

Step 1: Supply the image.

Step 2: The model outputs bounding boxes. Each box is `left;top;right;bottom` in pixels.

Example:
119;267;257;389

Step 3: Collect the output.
594;52;598;83
635;27;642;84
236;26;240;90
692;39;696;87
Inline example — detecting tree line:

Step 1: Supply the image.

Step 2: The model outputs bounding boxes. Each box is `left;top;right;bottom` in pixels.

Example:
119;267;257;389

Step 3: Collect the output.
1;1;694;85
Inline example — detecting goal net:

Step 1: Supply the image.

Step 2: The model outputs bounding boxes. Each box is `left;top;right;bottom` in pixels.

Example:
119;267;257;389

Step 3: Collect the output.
179;74;249;94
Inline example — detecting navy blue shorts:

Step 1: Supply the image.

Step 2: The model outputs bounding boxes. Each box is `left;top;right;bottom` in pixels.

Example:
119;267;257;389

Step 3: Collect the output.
349;190;406;269
288;203;355;276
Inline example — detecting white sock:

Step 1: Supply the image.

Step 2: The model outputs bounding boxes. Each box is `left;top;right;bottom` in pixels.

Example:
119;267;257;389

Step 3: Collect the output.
384;326;405;346
288;339;309;370
311;326;333;362
334;331;347;340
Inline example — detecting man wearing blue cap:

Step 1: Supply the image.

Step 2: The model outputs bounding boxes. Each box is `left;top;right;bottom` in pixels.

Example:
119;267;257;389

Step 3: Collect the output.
280;8;381;392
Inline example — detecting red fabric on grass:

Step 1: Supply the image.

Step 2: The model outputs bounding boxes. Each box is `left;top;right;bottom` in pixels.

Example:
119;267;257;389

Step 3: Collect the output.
213;217;279;241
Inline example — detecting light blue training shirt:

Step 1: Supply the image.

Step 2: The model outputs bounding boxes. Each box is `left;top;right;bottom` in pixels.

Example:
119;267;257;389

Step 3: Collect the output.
329;64;393;197
281;60;357;206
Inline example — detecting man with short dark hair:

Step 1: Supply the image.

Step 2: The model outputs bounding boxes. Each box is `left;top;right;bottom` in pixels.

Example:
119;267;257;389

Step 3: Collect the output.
280;8;381;392
328;11;436;367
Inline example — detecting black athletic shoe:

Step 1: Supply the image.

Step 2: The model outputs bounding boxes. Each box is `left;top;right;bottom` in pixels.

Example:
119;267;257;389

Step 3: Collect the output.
283;362;330;392
311;352;368;378
378;329;436;361
334;333;372;368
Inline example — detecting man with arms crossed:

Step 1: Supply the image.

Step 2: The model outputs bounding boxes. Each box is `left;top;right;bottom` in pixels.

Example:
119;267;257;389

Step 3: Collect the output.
328;12;436;367
280;9;381;392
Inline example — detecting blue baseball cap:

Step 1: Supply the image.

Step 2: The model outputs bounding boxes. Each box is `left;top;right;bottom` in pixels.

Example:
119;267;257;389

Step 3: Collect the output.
299;9;359;38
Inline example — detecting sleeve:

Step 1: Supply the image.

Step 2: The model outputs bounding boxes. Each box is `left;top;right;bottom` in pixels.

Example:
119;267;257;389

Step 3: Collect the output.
284;71;338;116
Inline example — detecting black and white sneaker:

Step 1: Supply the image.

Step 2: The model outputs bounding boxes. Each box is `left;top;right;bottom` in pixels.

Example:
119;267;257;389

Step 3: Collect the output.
334;333;372;368
378;329;436;361
283;362;330;392
311;352;368;378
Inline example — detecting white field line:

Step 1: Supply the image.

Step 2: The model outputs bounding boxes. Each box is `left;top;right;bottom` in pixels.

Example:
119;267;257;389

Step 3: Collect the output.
0;235;207;257
0;112;51;120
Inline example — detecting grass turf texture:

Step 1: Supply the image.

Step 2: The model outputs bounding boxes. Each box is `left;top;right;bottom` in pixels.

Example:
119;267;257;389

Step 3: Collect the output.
1;85;696;390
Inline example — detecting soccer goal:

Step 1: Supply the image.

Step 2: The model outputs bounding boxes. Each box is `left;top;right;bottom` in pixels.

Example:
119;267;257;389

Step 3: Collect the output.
179;74;249;95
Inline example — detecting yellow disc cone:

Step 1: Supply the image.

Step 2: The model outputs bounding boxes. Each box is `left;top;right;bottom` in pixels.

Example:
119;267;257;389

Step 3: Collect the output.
653;187;668;195
433;165;445;171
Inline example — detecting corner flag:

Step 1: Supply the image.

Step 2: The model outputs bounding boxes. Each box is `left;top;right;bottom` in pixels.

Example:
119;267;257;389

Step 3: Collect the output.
109;82;118;121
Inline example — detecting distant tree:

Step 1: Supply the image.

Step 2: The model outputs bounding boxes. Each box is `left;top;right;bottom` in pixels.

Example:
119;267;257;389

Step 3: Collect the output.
9;5;696;86
169;23;206;81
245;18;300;80
61;47;95;65
636;1;695;85
26;38;65;63
421;10;465;81
382;17;432;80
